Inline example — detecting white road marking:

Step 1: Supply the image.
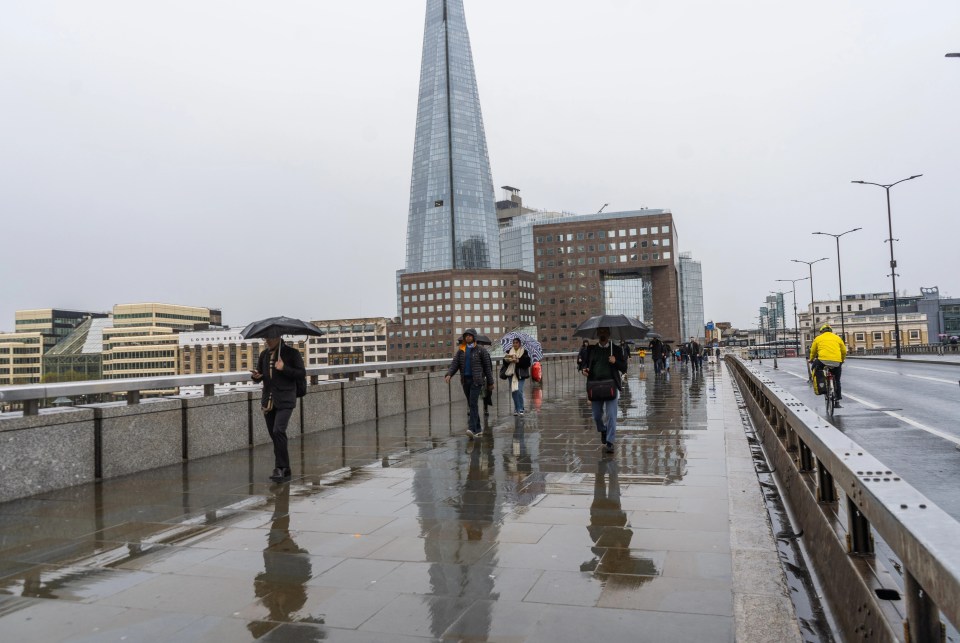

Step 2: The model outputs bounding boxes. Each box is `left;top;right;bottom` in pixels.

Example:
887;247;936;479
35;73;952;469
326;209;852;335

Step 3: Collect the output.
776;368;960;446
906;374;957;385
843;393;960;447
848;365;898;375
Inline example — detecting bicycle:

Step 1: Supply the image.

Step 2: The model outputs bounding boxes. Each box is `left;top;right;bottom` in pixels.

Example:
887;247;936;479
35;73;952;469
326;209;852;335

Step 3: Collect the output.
815;360;841;418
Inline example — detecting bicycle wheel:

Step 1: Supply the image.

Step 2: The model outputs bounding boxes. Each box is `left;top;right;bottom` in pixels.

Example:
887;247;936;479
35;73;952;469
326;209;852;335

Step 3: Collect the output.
825;377;834;418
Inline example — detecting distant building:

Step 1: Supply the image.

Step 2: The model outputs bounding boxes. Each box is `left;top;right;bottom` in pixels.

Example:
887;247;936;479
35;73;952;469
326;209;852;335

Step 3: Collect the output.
678;252;704;341
797;291;930;349
103;303;218;382
389;270;537;361
14;308;107;353
306;317;392;368
43;317;112;382
0;331;43;385
180;329;264;377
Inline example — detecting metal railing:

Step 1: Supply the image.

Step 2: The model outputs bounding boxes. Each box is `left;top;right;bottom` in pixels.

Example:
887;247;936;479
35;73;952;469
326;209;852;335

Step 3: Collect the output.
0;354;572;416
727;355;960;642
857;343;960;356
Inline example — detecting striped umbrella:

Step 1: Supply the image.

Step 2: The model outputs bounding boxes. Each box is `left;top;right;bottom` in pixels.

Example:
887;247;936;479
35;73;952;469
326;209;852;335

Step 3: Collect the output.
500;331;543;362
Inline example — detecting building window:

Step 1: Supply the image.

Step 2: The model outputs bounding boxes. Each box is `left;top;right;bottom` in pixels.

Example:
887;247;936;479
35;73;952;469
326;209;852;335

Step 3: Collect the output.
855;332;865;341
873;332;883;341
909;330;920;340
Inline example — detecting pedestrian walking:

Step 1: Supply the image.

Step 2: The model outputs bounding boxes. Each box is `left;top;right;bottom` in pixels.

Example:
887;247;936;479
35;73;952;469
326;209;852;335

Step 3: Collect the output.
502;338;532;415
689;337;703;372
637;347;646;368
251;336;306;482
581;327;628;454
650;337;665;374
577;340;590;371
446;329;495;439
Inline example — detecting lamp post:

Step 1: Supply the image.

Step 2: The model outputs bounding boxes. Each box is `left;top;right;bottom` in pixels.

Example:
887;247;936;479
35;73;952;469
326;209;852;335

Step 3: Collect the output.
851;174;922;358
776;277;808;358
812;228;861;344
791;257;828;351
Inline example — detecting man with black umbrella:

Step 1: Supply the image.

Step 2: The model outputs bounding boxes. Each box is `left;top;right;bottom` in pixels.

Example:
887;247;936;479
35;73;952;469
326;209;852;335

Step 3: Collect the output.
251;334;306;482
581;327;628;454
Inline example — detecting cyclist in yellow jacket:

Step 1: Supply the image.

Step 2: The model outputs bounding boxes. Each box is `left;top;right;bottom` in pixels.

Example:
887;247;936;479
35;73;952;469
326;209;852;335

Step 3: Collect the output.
809;324;848;406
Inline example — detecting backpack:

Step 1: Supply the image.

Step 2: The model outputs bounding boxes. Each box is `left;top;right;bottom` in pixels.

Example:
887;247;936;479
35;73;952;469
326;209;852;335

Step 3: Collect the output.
531;361;542;383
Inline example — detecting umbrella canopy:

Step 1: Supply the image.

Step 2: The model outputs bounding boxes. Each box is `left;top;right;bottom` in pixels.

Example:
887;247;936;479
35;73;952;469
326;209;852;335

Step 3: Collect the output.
573;314;649;341
474;334;493;346
645;331;663;340
241;316;325;339
500;331;544;361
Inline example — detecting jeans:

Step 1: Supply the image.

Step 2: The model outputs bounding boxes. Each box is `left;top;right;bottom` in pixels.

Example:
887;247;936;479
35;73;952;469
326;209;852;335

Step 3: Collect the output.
510;376;524;412
461;379;483;432
591;391;619;444
264;406;293;471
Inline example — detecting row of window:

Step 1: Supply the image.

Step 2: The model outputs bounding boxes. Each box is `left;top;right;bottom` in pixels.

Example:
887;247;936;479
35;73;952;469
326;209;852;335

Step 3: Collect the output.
538;240;669;256
403;279;534;291
538;253;669;269
310;335;385;344
537;226;670;243
853;330;922;341
816;304;866;313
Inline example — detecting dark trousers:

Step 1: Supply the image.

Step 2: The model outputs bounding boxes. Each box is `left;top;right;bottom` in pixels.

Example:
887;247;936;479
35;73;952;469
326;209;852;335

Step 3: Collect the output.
461;379;483;432
265;407;293;471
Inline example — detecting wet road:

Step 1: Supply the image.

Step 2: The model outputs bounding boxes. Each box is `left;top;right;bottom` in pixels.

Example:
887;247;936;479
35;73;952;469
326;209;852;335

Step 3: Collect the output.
758;357;960;519
0;363;800;642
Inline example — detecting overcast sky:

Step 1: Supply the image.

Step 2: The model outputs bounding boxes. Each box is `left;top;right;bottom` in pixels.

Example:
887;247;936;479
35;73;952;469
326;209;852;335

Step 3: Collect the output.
2;0;958;332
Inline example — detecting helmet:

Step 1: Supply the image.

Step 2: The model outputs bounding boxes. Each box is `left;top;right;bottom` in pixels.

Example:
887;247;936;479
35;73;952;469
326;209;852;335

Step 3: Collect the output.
819;324;832;333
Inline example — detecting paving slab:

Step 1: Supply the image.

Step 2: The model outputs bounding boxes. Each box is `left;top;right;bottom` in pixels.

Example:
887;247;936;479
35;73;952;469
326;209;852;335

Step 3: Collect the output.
0;360;803;642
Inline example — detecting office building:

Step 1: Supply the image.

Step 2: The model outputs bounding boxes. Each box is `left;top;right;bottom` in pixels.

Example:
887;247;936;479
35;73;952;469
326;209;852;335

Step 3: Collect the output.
0;332;43;386
389;270;537;360
42;317;112;382
526;210;681;347
403;0;500;275
14;308;107;353
112;303;215;331
678;252;704;341
306;317;391;367
179;330;261;376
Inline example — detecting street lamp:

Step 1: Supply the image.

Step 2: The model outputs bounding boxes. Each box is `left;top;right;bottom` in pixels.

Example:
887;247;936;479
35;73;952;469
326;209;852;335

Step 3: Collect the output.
812;228;861;343
776;277;809;359
852;174;922;358
791;257;829;348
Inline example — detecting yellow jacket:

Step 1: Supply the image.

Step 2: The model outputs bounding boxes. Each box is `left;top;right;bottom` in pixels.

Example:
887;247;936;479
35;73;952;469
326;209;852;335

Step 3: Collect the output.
809;331;847;363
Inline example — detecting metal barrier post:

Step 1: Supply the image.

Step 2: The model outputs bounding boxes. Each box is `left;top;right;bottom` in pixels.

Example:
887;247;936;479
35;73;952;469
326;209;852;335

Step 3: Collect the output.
126;390;140;405
816;459;836;503
904;571;942;643
798;439;814;472
24;399;39;416
203;384;215;397
847;497;875;555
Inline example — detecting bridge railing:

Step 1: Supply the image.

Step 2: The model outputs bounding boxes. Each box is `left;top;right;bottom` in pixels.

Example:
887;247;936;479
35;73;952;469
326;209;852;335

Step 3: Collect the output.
727;355;960;643
857;343;960;356
0;358;462;415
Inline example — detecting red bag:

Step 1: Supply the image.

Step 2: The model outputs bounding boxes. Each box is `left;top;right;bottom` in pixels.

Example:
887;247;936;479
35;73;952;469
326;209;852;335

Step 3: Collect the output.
531;361;542;383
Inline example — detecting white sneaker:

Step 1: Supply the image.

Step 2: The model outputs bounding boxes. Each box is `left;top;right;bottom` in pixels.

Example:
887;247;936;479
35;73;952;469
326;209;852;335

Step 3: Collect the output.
466;429;476;439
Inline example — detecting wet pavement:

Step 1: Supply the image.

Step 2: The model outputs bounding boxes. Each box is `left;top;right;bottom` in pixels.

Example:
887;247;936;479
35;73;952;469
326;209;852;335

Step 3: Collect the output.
0;361;801;642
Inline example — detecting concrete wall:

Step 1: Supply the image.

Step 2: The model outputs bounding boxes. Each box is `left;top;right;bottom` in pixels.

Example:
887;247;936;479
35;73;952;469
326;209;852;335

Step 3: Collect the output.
0;408;96;503
0;358;575;502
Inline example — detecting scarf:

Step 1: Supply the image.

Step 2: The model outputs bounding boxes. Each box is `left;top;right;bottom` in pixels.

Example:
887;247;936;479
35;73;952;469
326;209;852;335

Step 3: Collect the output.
506;346;525;392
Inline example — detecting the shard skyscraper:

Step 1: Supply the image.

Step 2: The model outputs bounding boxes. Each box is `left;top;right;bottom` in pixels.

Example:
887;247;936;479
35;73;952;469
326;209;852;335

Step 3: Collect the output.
404;0;500;273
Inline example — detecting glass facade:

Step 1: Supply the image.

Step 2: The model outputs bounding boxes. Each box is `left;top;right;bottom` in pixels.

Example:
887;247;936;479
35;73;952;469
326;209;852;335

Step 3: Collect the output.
405;0;499;273
602;273;649;321
678;253;704;340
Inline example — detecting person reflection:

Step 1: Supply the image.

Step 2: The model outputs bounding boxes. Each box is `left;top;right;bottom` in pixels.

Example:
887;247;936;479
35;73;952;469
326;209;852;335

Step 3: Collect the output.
581;459;657;579
247;483;318;640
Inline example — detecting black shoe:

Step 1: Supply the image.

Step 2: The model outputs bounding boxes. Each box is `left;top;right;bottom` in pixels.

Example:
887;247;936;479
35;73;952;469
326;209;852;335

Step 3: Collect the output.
604;442;615;454
600;430;607;444
833;402;842;408
269;468;284;482
282;468;292;481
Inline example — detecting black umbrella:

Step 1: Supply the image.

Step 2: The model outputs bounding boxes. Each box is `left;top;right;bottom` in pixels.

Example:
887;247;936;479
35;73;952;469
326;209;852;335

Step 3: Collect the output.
573;314;649;341
645;332;663;340
241;316;325;339
475;334;493;346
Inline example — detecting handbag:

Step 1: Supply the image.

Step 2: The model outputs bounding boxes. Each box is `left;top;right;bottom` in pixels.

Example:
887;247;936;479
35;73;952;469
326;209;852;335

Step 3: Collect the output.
587;379;617;401
499;362;510;380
